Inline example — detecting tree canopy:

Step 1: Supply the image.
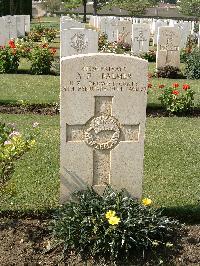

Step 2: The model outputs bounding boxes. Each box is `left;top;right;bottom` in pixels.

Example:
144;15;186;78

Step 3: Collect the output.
107;0;160;16
179;0;200;18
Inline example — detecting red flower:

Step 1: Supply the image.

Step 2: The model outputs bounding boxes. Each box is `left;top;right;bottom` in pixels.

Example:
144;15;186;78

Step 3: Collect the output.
172;90;179;95
50;48;56;54
158;84;165;89
172;83;179;88
182;84;190;90
9;40;16;49
148;83;152;88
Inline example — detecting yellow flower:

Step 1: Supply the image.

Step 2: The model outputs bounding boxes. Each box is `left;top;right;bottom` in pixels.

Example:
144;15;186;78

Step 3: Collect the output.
105;210;116;219
108;216;120;226
29;139;36;146
142;198;152;206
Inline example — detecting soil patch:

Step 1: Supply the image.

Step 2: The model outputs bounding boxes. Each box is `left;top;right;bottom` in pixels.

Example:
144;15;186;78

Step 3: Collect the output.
0;104;200;117
0;217;199;265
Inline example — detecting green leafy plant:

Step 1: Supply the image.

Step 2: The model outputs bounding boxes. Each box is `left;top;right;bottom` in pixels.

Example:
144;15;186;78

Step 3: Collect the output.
158;83;195;114
0;122;38;185
29;43;56;75
141;49;156;62
184;48;200;79
156;65;182;79
53;186;179;265
0;41;20;73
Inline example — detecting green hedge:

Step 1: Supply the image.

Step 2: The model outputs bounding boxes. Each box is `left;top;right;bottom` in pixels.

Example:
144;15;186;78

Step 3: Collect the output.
0;0;32;17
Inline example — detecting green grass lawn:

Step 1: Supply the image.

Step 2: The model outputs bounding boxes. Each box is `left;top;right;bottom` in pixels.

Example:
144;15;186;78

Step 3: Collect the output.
0;69;59;105
0;114;199;222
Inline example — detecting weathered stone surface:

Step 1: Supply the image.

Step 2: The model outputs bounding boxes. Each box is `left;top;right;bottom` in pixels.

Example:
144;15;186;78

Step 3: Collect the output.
61;28;98;57
60;53;148;202
156;26;181;69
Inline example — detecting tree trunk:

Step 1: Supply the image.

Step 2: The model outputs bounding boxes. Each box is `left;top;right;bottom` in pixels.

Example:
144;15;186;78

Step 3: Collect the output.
82;0;87;23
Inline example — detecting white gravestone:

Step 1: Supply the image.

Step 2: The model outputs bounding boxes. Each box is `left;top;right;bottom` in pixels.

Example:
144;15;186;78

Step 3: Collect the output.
156;26;181;69
61;28;98;57
0;17;8;46
117;20;132;45
61;17;85;31
107;18;119;42
24;15;31;33
100;17;109;35
3;15;17;40
153;20;167;45
15;15;25;37
60;53;148;202
132;24;150;55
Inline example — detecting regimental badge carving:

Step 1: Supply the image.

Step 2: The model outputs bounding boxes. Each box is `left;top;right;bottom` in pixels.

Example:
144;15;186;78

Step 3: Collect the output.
85;115;121;150
70;33;88;52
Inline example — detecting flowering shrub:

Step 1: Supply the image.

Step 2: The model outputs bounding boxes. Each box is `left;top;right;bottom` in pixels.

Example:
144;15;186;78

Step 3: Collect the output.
53;186;179;264
156;65;182;79
98;34;131;54
0;122;38;185
141;49;156;62
0;41;20;73
28;25;57;43
28;43;56;75
14;38;33;58
158;83;195;114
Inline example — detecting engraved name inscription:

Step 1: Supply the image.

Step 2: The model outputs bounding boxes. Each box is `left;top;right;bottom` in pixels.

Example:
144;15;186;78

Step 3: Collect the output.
62;65;147;93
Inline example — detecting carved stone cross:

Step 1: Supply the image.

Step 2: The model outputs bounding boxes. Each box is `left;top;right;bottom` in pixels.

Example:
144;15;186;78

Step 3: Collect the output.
134;31;147;51
66;96;139;187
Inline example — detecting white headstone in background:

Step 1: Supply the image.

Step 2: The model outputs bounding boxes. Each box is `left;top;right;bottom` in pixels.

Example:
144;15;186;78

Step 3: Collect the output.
107;18;119;42
24;15;31;33
156;26;181;69
100;17;109;35
15;15;25;37
0;17;7;46
153;20;167;45
3;15;17;39
61;16;85;31
132;24;150;54
61;28;98;57
117;20;132;45
60;53;148;202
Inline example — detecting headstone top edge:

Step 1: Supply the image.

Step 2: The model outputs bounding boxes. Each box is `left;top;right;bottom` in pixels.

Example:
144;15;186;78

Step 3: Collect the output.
61;53;148;64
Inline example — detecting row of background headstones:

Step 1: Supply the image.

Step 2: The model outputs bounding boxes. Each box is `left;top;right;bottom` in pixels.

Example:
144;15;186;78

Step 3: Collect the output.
89;15;199;48
60;16;199;61
0;15;30;46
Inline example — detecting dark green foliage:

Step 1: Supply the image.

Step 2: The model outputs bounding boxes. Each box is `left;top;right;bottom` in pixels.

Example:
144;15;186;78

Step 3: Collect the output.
29;45;55;75
0;46;20;74
53;186;179;264
156;65;183;79
184;48;200;79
